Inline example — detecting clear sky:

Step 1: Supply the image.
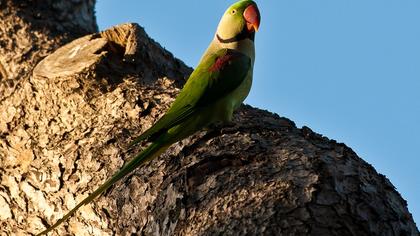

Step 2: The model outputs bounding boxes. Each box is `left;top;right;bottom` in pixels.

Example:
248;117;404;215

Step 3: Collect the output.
96;0;420;225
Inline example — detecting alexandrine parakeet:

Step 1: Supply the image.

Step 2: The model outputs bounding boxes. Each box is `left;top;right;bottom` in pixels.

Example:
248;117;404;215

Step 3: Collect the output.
38;0;260;234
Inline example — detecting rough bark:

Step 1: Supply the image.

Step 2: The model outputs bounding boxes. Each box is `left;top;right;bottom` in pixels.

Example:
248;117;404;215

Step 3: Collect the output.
0;0;97;98
0;1;418;236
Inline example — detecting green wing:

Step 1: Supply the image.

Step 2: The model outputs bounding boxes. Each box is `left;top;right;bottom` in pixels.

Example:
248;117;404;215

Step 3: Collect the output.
129;48;251;146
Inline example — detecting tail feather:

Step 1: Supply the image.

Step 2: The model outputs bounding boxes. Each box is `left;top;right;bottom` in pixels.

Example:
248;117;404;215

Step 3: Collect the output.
37;142;169;235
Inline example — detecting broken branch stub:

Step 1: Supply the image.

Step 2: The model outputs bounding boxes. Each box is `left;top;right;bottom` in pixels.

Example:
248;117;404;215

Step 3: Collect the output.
33;23;191;86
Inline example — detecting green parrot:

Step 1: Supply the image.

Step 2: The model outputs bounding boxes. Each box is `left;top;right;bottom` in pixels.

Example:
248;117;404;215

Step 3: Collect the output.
37;0;260;235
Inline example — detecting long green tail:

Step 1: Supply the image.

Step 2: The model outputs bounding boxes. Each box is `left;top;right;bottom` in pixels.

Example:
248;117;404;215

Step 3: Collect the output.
37;141;169;235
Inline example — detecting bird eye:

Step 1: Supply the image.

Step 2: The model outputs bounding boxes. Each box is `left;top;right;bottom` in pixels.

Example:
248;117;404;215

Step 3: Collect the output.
231;9;237;14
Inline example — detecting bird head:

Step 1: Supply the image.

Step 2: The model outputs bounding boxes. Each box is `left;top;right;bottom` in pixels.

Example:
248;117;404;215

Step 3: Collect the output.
216;0;261;43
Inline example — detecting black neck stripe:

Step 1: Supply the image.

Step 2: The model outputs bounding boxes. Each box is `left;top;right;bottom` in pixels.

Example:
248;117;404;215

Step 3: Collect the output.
217;29;255;44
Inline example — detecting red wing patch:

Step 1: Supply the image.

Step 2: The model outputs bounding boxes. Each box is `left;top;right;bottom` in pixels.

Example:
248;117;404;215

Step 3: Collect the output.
209;53;236;72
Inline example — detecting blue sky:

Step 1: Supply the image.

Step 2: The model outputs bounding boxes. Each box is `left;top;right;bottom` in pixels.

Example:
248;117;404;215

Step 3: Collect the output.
96;1;420;225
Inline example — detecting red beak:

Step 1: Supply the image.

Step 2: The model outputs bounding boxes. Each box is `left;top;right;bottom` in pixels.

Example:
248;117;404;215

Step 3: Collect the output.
243;4;261;32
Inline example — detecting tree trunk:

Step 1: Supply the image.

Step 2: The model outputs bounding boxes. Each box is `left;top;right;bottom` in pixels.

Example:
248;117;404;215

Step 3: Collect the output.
0;1;418;235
